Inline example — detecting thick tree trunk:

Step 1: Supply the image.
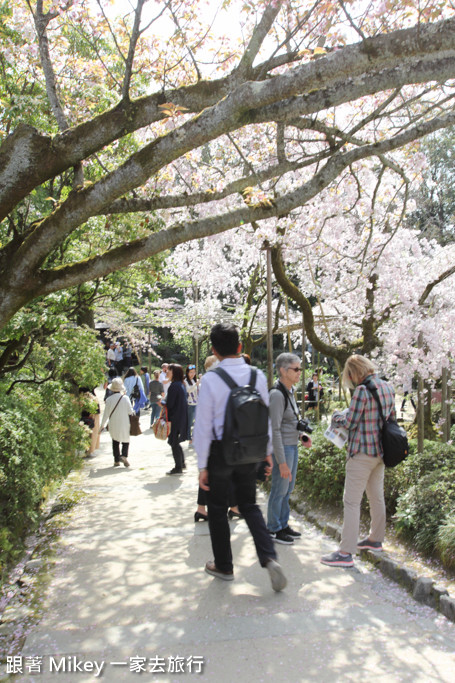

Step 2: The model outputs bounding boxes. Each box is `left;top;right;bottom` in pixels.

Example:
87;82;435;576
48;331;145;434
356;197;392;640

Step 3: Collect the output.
271;245;351;363
76;308;95;329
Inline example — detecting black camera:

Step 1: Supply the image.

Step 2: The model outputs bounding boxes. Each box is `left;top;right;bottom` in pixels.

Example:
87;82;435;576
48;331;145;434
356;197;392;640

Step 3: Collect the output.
297;418;313;434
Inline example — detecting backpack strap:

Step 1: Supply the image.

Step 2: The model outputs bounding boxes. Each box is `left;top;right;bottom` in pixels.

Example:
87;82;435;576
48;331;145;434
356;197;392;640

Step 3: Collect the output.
362;380;385;423
213;366;238;389
214;366;257;389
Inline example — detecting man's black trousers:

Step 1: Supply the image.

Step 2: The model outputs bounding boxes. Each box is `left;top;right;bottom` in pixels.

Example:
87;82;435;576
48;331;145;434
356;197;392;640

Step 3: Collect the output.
206;442;277;573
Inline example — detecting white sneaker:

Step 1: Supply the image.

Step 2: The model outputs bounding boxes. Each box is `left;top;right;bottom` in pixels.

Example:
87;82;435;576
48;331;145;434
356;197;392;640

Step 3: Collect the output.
266;559;287;592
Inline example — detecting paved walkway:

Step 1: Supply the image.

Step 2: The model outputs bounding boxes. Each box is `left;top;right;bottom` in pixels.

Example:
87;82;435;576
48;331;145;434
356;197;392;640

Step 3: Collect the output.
2;411;455;683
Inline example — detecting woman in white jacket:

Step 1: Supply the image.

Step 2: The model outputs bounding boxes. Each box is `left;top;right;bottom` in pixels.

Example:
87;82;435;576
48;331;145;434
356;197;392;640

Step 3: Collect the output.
100;377;134;467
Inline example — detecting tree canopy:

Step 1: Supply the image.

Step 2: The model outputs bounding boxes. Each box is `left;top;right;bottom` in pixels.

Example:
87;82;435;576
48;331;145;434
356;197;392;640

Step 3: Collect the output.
2;0;455;343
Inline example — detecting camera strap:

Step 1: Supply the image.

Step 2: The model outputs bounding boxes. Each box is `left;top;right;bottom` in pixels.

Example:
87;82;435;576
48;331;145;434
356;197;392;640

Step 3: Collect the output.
273;381;300;420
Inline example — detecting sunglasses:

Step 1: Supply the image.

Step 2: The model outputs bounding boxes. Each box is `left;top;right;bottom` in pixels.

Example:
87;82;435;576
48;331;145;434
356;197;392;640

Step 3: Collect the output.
188;365;196;369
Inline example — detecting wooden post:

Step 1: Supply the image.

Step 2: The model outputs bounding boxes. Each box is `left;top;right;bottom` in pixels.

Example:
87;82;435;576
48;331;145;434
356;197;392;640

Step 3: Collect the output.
266;247;273;388
301;312;306;417
285;296;292;352
448;370;452;442
417;332;424;453
195;334;199;377
442;366;448;443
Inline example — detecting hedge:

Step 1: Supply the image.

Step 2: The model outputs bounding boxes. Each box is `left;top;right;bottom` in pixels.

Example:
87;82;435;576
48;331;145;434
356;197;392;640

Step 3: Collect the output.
295;426;455;568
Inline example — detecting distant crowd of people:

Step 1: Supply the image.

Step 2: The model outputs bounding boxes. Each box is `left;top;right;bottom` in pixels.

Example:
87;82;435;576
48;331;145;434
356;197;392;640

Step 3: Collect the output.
91;326;395;590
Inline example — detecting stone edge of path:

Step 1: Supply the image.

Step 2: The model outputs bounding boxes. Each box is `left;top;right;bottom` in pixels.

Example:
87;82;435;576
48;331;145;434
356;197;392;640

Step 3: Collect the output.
0;470;85;659
293;499;455;623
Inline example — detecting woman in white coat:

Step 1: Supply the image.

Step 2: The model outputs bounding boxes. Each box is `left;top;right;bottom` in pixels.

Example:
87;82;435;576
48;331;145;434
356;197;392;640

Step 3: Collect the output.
100;377;134;467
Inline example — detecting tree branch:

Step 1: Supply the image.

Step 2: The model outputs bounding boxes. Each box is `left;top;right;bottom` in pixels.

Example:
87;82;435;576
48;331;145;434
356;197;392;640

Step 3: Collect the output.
271;245;350;362
0;335;31;376
16;79;455;287
3;107;455;331
101;156;329;215
236;1;284;75
2;16;455;220
419;264;455;305
30;0;70;131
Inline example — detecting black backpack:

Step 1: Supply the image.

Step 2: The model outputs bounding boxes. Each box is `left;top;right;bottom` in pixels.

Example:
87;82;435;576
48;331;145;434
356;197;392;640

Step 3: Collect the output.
363;380;408;468
214;367;269;465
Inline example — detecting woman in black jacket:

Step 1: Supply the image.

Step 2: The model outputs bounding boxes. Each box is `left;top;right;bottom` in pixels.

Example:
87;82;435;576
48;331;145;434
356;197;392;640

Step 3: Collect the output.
306;372;324;409
164;364;188;475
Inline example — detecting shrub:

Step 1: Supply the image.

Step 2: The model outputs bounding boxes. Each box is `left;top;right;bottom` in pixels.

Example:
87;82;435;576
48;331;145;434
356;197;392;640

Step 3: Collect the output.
0;387;89;569
398;440;455;488
436;515;455;569
395;442;455;558
0;325;106;573
293;425;455;567
393;468;455;554
296;426;346;505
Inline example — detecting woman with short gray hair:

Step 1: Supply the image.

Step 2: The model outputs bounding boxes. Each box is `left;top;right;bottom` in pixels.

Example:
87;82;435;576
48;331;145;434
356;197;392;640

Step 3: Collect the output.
267;353;303;544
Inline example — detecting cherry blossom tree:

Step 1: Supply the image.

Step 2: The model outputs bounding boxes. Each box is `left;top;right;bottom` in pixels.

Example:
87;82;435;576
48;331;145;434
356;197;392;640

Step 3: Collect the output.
157;147;455;401
2;0;455;338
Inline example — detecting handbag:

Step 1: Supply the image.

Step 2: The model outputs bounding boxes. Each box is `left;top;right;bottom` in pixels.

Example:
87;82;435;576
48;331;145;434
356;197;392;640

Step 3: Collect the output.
129;414;142;436
363;381;409;468
131;379;141;400
153;407;171;440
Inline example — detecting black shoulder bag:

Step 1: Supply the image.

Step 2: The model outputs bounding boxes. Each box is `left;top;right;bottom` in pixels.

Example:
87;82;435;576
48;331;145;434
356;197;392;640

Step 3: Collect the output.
363;381;408;468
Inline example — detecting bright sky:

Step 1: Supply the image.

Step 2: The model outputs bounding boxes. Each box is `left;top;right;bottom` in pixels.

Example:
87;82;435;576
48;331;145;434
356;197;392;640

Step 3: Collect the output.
111;0;243;39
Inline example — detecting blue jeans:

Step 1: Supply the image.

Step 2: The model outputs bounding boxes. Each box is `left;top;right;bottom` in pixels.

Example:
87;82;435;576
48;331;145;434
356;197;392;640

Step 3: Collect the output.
150;403;161;425
187;404;196;440
267;444;299;532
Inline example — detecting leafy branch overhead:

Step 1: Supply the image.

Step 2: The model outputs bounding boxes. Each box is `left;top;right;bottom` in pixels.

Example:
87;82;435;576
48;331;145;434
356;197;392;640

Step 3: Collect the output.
1;0;455;343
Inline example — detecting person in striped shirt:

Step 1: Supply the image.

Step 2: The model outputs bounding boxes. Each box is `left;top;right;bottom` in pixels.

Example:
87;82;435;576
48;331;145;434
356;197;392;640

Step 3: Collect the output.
321;355;395;568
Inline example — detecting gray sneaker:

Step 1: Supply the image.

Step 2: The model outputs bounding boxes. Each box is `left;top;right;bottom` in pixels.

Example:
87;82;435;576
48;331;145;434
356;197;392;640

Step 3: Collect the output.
320;551;354;567
120;456;130;467
357;538;383;551
266;559;287;592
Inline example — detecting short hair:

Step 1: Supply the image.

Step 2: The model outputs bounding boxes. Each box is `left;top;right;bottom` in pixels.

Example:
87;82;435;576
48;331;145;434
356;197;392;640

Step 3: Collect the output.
169;363;184;383
342;355;376;388
140;366;148;373
153;370;160;379
276;352;300;376
204;355;218;371
210;323;239;357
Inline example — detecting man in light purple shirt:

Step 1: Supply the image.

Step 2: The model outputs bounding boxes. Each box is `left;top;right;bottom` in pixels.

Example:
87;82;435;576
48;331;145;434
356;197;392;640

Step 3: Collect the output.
192;323;287;592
